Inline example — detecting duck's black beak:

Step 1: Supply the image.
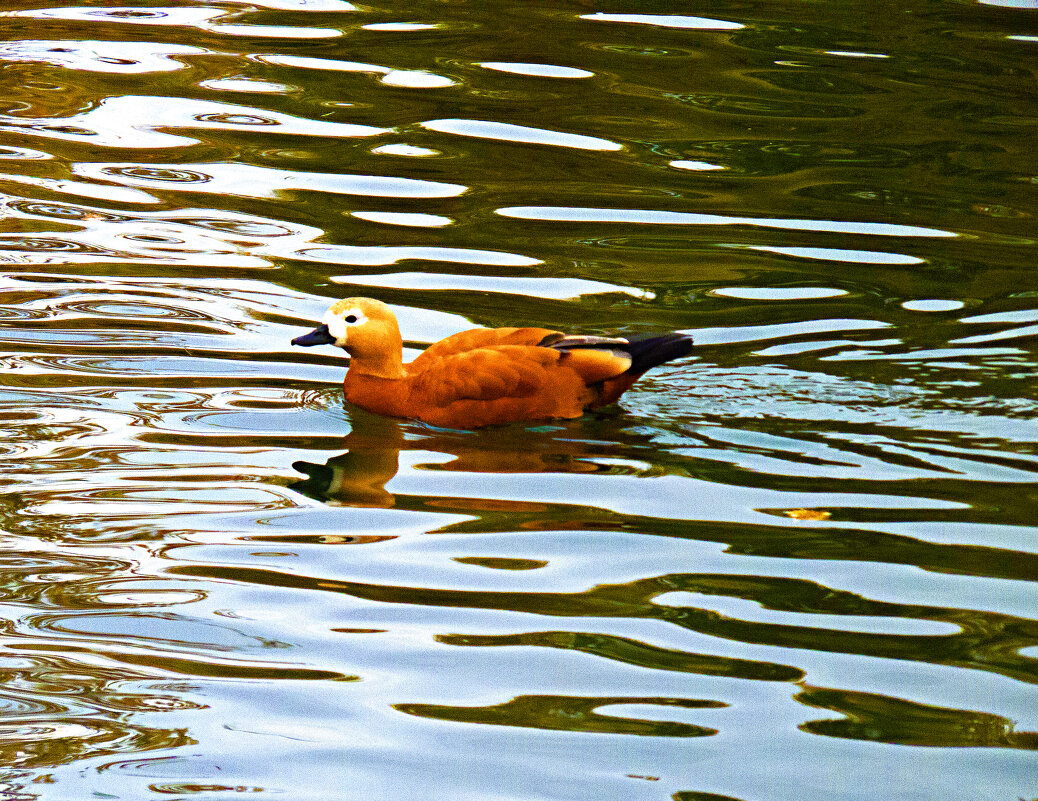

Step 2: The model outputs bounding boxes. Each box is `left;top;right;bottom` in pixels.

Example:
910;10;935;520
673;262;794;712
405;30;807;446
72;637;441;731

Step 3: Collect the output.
291;324;336;347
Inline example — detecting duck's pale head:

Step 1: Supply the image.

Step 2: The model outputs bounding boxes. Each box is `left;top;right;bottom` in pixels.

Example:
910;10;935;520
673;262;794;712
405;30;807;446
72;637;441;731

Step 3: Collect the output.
292;298;404;375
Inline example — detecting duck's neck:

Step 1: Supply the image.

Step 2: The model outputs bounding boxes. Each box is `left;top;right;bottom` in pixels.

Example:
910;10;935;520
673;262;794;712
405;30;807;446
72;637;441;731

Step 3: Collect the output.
345;344;407;380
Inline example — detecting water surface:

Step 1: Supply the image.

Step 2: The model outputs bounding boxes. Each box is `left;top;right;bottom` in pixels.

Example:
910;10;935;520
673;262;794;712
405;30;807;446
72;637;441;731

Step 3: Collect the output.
1;2;1036;800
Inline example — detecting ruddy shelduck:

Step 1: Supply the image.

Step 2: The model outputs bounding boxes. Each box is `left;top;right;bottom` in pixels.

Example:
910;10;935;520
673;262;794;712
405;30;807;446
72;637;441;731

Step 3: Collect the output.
292;298;693;428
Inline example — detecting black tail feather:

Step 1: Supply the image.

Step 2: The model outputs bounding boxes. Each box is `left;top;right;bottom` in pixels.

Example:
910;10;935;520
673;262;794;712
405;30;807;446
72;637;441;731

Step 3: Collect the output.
621;332;694;374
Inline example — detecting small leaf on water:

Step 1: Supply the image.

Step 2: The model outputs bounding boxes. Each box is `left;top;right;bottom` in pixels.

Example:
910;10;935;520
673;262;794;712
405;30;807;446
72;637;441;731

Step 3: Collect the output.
784;508;832;521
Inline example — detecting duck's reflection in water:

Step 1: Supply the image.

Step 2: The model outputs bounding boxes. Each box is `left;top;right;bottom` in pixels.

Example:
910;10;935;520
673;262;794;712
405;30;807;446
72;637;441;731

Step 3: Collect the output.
288;408;623;509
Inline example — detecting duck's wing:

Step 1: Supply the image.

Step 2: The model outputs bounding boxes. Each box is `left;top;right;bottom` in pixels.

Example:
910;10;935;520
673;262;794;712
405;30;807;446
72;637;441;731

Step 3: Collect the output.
412;334;674;404
409;345;562;406
543;332;693;375
408;326;558;370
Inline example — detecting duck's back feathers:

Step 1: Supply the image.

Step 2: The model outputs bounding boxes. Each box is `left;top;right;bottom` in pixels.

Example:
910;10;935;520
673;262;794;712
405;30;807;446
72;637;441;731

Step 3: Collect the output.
409;326;558;370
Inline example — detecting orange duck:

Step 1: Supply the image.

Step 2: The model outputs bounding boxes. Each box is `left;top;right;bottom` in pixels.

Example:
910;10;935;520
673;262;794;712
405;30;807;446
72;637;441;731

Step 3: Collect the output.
292;298;693;428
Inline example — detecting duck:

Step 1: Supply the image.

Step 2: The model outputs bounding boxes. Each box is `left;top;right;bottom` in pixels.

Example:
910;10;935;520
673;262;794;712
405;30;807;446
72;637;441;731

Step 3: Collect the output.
291;298;693;428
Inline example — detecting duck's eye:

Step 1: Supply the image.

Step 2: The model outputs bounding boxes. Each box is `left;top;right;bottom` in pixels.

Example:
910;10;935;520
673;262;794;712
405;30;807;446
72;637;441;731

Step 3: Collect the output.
345;315;357;323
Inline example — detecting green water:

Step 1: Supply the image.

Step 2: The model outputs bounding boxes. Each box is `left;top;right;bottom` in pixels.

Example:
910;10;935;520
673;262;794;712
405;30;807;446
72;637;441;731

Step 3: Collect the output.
1;2;1036;800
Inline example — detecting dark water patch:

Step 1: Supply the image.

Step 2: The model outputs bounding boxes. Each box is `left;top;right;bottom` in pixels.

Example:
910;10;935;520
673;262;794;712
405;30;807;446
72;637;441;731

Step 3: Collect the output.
396;694;724;737
436;630;805;682
797;685;1038;749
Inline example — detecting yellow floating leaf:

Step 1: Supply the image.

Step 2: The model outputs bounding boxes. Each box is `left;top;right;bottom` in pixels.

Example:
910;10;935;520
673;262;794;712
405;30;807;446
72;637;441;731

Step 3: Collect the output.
784;508;832;521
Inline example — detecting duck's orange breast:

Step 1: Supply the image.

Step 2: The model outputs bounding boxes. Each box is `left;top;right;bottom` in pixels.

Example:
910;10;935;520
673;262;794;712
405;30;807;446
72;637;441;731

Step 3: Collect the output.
342;372;414;421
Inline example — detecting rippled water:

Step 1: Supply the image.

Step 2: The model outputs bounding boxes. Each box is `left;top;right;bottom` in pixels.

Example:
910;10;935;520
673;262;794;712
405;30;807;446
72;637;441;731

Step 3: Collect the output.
1;2;1036;799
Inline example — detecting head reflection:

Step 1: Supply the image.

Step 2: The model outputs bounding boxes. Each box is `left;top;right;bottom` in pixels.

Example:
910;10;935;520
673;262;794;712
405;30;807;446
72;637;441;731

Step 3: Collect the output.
291;409;405;508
